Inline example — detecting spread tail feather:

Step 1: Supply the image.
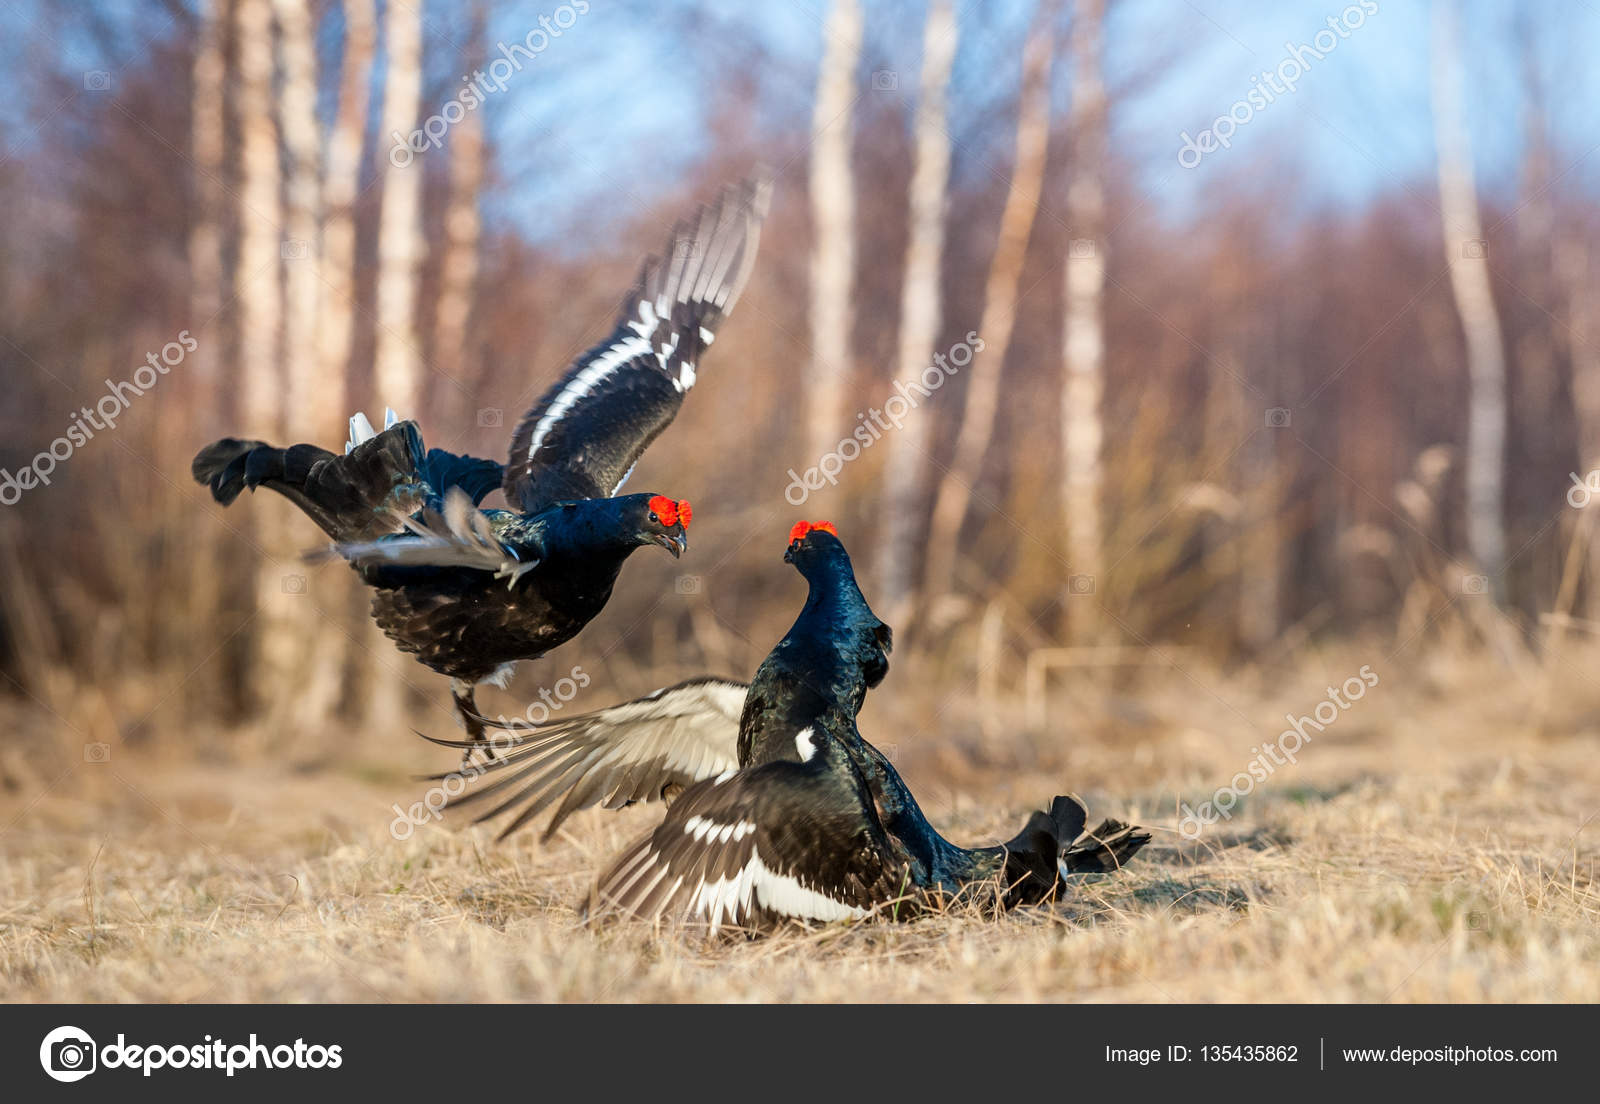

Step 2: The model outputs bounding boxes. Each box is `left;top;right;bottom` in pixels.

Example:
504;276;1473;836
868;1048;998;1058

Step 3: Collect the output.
1059;817;1153;875
1001;795;1149;904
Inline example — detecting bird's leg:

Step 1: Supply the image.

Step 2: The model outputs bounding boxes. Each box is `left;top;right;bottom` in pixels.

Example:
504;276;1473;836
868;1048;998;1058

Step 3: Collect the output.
450;679;493;769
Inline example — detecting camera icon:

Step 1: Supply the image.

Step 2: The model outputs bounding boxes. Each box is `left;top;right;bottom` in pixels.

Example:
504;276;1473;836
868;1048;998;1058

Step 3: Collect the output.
282;573;307;595
83;742;110;764
1068;238;1097;259
871;70;898;91
1068;573;1096;595
40;1026;97;1082
1265;407;1292;428
83;71;111;92
675;575;702;596
280;238;310;260
477;407;503;428
1461;574;1489;595
1462;239;1488;260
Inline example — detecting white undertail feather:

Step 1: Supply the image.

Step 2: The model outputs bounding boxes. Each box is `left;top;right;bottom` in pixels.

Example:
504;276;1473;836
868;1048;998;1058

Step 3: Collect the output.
345;411;376;454
344;407;403;454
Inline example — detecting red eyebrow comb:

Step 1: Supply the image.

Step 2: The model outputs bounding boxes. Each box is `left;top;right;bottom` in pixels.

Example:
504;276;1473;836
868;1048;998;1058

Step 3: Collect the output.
788;520;839;544
648;496;679;526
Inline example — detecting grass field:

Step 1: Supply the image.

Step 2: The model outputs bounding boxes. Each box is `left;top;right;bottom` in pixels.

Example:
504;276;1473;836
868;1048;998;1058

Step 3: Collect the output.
2;641;1596;1003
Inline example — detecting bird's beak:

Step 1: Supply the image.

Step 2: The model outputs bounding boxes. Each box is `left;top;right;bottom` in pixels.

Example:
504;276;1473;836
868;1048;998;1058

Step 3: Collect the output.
783;541;798;564
655;531;687;558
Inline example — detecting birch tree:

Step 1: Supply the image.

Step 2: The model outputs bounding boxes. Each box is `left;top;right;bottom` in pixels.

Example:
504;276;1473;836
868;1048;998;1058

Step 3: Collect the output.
186;0;228;713
806;0;863;463
1431;0;1507;597
187;0;225;424
924;6;1053;601
876;0;957;616
433;2;488;423
1061;0;1107;640
374;0;426;418
365;0;429;728
274;0;323;433
235;0;282;443
319;0;377;408
234;0;295;711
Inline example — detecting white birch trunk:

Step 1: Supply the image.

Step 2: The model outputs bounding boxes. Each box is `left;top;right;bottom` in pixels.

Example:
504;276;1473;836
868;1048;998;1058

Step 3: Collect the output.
1061;0;1107;640
876;0;957;615
319;0;377;412
924;8;1053;600
274;0;323;434
806;0;863;463
187;0;225;419
1431;0;1507;596
235;0;295;712
366;0;427;729
432;4;488;423
374;0;426;417
235;0;283;441
186;0;228;716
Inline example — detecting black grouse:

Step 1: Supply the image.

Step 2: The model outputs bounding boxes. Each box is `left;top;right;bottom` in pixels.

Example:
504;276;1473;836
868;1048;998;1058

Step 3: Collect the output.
426;522;1150;929
191;179;770;757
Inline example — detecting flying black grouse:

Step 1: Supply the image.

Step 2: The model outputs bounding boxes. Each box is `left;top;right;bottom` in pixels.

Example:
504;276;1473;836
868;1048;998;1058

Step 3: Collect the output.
192;179;770;757
426;522;1150;929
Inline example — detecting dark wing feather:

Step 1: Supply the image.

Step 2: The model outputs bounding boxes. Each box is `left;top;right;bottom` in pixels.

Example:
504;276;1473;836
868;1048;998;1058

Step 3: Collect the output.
422;677;747;839
588;753;909;932
328;488;543;585
502;178;770;511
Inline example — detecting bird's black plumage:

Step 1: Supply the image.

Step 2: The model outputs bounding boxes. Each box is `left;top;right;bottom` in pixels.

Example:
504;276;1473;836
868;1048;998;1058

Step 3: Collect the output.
436;522;1150;928
191;180;769;752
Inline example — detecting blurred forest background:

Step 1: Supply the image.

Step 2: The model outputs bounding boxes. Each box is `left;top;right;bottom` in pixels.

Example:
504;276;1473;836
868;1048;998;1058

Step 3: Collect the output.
2;0;1599;764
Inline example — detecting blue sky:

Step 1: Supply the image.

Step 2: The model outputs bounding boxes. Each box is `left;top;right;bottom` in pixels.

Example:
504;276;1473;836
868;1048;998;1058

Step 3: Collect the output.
472;0;1600;241
5;1;1597;244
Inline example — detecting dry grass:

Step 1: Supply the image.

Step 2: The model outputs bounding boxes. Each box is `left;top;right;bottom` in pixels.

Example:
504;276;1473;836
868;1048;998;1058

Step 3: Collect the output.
2;640;1597;1003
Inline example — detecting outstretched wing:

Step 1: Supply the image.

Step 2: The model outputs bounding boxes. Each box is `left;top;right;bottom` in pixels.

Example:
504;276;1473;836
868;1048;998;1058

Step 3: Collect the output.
502;178;771;511
588;754;909;933
423;678;748;839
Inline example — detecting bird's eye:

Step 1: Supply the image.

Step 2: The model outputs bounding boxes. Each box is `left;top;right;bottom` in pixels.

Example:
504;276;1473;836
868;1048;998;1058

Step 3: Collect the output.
649;512;659;524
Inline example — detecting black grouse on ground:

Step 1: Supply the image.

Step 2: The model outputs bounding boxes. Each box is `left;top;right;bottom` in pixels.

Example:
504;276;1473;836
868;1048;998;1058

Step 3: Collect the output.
425;522;1150;929
192;179;770;758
